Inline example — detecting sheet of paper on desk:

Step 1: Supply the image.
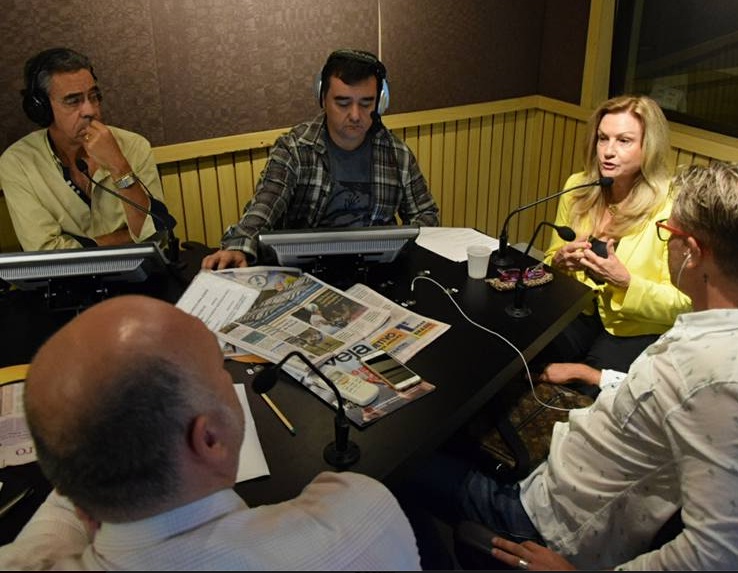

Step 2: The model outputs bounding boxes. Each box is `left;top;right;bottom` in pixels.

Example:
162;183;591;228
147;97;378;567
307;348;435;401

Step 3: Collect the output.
234;384;270;482
177;271;261;333
0;382;35;468
416;227;499;262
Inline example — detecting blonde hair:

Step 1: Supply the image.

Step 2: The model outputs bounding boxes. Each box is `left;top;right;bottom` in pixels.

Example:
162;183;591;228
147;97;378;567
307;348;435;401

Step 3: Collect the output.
672;161;738;280
569;95;672;239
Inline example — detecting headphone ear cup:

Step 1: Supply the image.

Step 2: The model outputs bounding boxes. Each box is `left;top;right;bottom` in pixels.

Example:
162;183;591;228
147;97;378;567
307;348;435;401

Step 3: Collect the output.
23;90;53;127
376;77;390;116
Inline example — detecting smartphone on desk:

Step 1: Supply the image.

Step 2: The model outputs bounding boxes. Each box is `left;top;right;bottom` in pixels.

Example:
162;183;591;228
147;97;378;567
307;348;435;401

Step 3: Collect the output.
361;350;421;391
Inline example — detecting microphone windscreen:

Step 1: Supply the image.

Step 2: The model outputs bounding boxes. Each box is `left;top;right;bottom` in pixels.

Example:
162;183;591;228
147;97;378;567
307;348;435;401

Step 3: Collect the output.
559;225;576;241
599;176;614;186
252;368;278;394
75;158;89;173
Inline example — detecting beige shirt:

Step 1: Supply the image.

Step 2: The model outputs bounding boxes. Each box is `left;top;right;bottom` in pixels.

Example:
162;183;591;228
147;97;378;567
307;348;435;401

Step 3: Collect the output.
0;127;164;251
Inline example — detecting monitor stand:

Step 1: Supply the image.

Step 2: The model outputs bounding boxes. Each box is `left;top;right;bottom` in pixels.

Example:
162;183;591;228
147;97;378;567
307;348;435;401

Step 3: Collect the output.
307;255;370;289
43;276;110;312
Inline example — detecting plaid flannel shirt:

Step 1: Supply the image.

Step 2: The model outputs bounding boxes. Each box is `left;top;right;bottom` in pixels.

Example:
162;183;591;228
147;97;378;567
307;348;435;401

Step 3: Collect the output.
220;113;439;260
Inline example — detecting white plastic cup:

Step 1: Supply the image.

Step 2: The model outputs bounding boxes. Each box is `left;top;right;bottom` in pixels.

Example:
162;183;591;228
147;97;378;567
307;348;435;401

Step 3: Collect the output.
467;245;492;279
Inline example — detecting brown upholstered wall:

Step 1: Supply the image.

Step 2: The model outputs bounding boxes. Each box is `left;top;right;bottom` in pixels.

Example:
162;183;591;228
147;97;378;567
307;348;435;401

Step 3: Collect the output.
0;0;588;152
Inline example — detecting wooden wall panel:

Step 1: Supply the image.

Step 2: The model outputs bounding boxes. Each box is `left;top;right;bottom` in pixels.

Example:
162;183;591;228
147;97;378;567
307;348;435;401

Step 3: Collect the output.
214;155;239;239
159;165;186;242
420;124;442;226
3;97;738;253
476;116;495;234
465;118;483;231
453;120;471;228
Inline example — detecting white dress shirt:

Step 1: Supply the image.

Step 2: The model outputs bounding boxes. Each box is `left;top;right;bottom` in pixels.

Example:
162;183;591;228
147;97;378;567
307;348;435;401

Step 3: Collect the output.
0;471;421;570
521;309;738;570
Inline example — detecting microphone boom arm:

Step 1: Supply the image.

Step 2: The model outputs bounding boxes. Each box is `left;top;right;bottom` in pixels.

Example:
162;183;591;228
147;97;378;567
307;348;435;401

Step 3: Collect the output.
76;159;181;266
253;350;360;469
492;177;612;267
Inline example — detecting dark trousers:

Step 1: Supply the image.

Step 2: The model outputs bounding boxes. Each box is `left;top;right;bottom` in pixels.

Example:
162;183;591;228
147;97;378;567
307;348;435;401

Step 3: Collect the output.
390;451;544;570
535;310;660;396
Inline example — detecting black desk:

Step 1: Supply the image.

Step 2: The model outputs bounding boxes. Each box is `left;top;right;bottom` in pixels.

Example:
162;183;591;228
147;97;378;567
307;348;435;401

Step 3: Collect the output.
0;241;594;542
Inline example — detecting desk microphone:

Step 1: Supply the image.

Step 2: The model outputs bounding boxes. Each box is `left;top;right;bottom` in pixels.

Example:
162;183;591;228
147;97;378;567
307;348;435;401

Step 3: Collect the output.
253;350;360;469
75;159;182;267
506;221;574;319
492;177;613;267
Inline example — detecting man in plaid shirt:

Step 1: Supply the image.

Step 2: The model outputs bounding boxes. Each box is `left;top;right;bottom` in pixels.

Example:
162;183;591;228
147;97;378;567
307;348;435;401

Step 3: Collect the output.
202;49;439;270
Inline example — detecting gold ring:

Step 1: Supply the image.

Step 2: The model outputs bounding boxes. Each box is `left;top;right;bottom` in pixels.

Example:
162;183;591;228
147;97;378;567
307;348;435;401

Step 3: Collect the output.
85;134;90;141
517;558;529;570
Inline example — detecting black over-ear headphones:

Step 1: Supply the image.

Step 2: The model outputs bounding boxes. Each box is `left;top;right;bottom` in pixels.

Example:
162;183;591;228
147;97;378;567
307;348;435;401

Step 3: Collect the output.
23;50;57;127
314;49;390;115
22;48;97;127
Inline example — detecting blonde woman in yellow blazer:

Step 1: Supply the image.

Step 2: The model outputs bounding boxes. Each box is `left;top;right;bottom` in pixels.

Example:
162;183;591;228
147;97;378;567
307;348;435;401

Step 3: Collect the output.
539;95;692;392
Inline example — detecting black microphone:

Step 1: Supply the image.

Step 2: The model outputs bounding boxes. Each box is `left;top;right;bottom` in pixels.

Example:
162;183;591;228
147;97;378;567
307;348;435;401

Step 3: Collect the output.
505;221;574;319
75;159;182;267
492;177;613;267
253;350;360;469
368;110;384;135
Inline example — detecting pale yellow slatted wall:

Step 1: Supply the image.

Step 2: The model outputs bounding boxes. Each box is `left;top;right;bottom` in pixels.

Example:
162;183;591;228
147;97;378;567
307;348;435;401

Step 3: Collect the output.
509;110;532;246
453;119;470;228
214;154;239;240
441;121;458;226
429;122;447;224
486;114;506;237
521;109;544;245
464;118;482;230
494;113;514;240
7;98;738;253
476;116;495;234
416;124;433;200
159;164;186;247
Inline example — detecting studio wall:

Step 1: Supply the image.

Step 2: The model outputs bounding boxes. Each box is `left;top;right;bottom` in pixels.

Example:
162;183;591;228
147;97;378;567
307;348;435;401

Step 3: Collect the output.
0;0;588;153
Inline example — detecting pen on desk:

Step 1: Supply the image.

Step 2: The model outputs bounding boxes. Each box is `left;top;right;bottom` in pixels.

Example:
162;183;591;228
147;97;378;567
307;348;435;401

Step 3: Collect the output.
260;393;296;435
0;486;34;519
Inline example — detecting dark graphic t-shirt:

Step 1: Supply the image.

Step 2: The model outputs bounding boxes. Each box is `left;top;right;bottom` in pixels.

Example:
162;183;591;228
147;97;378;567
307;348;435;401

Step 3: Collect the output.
320;136;372;227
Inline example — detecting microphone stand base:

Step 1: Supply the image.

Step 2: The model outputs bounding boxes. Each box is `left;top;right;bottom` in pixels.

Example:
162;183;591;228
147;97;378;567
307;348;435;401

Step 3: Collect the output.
490;253;514;268
324;441;360;469
505;304;532;318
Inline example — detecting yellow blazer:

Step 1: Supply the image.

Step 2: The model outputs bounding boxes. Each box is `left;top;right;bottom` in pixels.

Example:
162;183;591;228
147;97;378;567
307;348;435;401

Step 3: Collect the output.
544;172;692;337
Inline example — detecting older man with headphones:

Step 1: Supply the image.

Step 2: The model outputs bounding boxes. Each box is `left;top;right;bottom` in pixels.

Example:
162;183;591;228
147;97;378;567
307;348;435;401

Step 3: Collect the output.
202;48;439;270
0;47;173;251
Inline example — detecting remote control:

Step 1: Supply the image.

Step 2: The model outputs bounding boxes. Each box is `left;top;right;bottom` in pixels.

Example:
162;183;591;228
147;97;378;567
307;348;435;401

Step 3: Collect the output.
316;366;380;406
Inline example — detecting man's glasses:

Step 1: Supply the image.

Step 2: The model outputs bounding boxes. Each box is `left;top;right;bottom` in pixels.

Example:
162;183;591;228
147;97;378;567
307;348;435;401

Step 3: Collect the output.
655;219;691;242
56;88;103;110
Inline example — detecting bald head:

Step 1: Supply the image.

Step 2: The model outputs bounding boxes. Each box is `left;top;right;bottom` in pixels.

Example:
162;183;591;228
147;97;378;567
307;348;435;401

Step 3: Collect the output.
25;295;243;522
27;295;215;417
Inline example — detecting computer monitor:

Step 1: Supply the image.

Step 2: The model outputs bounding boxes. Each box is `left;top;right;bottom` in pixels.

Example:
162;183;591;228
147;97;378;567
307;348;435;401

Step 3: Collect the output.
258;225;420;268
0;243;170;309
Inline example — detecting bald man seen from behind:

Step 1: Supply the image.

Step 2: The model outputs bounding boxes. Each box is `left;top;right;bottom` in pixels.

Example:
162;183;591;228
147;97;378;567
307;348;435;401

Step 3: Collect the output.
0;295;421;570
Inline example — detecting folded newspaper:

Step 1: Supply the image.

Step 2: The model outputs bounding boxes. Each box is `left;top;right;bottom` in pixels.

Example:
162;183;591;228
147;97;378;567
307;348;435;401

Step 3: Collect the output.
177;267;451;426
